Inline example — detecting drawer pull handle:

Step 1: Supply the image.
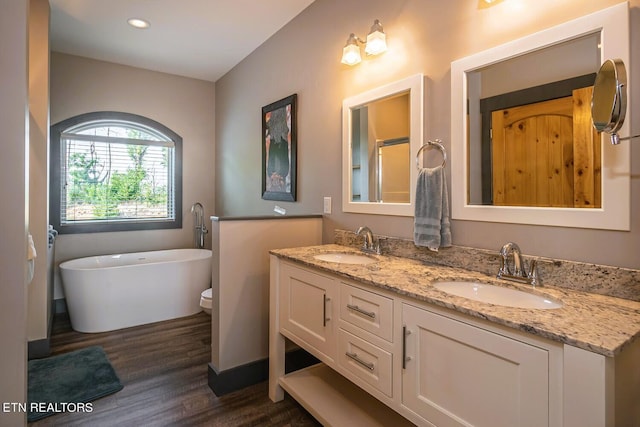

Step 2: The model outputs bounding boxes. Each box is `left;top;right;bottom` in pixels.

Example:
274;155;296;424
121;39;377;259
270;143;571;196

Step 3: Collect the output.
346;304;376;319
402;326;412;369
345;352;375;371
323;296;330;327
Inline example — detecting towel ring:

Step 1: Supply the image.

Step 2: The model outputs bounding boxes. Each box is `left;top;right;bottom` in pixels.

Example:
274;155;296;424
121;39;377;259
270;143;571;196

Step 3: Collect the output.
416;139;446;169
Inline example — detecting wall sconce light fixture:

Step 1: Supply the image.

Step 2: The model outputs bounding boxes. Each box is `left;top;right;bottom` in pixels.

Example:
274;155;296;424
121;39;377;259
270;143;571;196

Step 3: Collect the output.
341;19;387;66
478;0;505;8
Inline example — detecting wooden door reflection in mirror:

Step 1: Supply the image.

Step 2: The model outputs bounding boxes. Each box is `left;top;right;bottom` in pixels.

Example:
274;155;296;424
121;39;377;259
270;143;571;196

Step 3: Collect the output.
489;85;600;208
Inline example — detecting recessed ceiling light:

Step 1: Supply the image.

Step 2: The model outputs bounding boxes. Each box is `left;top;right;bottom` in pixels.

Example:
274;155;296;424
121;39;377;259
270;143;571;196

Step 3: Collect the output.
127;18;150;29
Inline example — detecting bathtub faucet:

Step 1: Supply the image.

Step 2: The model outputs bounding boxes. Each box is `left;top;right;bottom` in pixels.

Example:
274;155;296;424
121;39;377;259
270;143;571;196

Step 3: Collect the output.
191;202;208;249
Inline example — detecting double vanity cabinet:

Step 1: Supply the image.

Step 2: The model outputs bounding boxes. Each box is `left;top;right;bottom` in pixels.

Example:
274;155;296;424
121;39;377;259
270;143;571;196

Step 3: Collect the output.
268;245;640;427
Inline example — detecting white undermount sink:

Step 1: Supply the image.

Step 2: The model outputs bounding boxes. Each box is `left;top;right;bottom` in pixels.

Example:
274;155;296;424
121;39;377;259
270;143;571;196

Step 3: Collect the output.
434;281;563;310
313;253;377;265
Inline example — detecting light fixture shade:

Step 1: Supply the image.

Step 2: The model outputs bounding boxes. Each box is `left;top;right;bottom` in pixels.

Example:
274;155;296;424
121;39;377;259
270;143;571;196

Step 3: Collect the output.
127;17;150;29
341;34;362;65
365;19;387;56
477;0;505;8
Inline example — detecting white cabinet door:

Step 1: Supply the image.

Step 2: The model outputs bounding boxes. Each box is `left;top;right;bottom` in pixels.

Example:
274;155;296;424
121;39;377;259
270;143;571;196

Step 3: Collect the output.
402;303;549;427
279;262;338;361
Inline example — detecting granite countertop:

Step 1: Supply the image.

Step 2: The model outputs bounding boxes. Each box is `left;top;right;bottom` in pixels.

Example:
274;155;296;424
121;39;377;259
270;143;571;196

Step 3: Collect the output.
271;244;640;357
210;214;322;221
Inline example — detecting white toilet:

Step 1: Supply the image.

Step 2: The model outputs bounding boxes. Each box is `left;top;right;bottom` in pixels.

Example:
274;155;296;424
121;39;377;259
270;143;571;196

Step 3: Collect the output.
200;288;212;315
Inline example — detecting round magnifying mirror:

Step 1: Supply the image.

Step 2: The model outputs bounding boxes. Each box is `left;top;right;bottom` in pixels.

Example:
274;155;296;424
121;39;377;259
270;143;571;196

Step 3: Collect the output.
591;59;627;144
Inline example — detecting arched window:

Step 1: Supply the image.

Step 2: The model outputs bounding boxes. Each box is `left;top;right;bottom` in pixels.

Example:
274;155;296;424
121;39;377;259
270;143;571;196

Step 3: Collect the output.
50;112;182;233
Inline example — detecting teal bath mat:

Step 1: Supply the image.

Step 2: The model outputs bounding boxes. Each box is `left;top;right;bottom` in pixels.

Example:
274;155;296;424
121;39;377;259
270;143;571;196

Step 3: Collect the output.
27;345;123;422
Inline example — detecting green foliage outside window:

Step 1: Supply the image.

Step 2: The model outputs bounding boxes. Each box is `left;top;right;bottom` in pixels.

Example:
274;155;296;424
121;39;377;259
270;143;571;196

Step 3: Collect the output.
66;141;168;219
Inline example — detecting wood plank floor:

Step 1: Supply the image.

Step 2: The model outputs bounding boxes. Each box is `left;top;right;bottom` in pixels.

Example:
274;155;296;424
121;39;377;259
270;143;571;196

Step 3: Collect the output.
29;312;320;427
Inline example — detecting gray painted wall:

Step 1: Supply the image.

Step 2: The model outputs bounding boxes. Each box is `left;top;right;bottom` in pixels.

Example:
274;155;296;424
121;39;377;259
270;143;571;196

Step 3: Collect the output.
0;0;28;424
28;0;51;344
214;0;640;269
49;53;216;299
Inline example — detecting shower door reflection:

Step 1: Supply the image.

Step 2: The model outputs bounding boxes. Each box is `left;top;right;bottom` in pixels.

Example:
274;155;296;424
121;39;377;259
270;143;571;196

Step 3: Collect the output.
376;139;410;203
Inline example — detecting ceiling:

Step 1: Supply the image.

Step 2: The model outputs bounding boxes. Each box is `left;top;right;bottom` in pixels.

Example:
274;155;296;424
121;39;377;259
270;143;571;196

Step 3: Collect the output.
49;0;316;82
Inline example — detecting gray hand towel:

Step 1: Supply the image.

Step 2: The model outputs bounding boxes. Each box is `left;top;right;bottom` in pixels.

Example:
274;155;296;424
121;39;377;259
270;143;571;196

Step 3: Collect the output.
414;166;452;251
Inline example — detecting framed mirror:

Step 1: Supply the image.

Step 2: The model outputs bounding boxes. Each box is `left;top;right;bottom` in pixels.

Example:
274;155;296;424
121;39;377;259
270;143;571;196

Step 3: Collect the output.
342;74;424;216
451;2;630;230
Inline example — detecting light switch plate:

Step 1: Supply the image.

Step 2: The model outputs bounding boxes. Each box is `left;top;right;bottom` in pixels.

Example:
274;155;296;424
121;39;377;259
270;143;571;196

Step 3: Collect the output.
323;197;332;214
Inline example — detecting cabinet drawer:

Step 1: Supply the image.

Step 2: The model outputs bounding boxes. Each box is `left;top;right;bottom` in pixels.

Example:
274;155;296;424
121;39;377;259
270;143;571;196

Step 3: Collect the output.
340;283;393;341
337;329;393;398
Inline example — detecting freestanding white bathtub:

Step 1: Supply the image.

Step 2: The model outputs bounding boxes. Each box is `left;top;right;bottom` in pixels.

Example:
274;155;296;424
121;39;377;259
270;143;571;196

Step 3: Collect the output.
59;248;212;333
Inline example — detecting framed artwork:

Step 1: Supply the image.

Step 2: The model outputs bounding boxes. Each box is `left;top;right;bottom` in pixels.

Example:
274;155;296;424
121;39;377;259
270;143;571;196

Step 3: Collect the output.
262;94;297;201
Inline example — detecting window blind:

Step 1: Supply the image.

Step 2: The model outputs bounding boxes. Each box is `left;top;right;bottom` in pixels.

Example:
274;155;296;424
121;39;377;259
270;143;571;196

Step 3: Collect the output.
60;123;176;225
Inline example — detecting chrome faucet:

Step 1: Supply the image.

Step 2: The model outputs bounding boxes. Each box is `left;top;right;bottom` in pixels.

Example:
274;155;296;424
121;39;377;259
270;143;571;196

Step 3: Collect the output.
497;242;540;287
191;202;208;249
356;226;381;255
